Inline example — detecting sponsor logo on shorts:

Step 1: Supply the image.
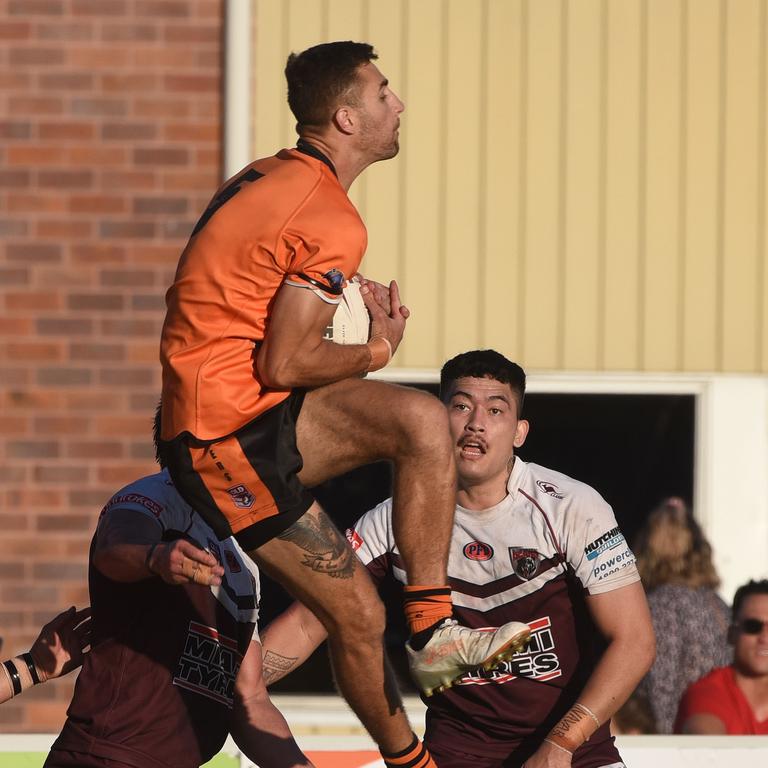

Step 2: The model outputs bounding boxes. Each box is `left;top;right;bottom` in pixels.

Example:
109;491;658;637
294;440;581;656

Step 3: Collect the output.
322;268;346;292
99;493;163;519
224;549;242;573
536;480;565;499
346;528;364;551
463;541;494;561
173;622;242;708
207;538;222;564
509;547;541;580
584;526;625;561
593;547;635;580
227;484;254;509
458;616;561;686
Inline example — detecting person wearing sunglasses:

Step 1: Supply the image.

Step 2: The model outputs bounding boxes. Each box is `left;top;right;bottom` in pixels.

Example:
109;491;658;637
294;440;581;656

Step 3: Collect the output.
674;579;768;734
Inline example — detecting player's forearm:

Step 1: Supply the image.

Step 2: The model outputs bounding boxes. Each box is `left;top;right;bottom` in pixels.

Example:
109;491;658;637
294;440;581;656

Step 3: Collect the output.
260;602;328;686
1;654;44;704
258;337;384;388
92;542;155;582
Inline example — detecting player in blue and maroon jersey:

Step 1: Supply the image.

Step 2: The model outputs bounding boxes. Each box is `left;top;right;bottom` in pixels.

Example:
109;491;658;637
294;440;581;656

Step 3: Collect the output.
260;350;656;768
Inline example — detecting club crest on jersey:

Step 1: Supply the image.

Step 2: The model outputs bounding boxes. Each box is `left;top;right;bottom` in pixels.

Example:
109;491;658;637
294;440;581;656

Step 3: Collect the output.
463;541;494;561
536;480;565;499
322;268;345;292
509;547;541;580
227;484;254;509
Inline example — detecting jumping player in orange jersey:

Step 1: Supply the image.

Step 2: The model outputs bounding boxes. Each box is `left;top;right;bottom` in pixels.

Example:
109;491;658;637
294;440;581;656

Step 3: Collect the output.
159;42;528;768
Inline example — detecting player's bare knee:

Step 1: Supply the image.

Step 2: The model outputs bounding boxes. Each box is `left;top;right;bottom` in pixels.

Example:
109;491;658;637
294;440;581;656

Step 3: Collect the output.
392;391;452;458
327;590;386;643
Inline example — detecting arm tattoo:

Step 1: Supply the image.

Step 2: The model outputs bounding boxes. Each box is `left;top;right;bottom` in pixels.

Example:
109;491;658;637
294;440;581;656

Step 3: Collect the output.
262;650;299;685
277;511;356;578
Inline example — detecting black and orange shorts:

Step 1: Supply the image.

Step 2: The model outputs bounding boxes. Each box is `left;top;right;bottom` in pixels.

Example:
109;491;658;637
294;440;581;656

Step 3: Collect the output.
162;391;314;552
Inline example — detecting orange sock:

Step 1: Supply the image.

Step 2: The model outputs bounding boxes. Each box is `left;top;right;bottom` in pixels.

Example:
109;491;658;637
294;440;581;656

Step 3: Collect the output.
381;734;436;768
403;585;452;635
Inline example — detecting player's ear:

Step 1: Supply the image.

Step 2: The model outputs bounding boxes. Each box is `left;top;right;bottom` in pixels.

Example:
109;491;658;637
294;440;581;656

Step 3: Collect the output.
513;419;529;448
333;106;355;135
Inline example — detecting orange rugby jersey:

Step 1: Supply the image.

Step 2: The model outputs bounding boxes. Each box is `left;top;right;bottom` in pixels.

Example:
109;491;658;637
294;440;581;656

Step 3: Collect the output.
160;146;367;442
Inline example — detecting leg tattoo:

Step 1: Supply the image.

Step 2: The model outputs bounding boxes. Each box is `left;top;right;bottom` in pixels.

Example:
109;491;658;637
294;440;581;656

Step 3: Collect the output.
278;511;356;578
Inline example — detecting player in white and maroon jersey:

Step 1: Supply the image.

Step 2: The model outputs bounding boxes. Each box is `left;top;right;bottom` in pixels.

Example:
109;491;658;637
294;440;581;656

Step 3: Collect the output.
260;350;656;768
44;427;312;768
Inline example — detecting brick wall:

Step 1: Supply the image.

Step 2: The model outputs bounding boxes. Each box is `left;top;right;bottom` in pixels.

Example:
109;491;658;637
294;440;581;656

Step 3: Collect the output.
0;0;223;731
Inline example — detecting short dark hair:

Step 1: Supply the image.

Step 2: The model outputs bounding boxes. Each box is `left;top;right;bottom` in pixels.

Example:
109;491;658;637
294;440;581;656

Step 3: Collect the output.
440;350;526;414
285;41;377;129
153;401;168;470
732;579;768;621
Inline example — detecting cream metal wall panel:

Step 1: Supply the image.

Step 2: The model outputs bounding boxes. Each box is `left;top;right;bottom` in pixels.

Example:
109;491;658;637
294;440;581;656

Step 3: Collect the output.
522;0;563;369
603;0;643;371
482;0;525;357
721;0;763;371
682;0;721;372
250;0;768;374
563;0;602;369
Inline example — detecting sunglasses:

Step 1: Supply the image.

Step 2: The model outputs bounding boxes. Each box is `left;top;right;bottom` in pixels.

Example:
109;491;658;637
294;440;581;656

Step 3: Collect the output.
735;618;768;635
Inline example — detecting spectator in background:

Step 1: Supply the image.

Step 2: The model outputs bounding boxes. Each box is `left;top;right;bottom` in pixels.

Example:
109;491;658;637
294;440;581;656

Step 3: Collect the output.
633;496;730;733
675;579;768;734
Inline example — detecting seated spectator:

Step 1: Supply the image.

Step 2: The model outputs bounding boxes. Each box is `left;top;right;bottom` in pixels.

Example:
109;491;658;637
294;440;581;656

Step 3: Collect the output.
634;497;730;733
675;579;768;734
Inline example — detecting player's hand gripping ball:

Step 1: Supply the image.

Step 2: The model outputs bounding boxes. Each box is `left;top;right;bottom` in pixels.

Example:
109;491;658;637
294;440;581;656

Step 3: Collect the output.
325;276;371;345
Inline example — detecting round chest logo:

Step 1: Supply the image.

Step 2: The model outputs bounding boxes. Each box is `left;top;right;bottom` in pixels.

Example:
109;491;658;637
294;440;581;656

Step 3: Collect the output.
463;541;494;561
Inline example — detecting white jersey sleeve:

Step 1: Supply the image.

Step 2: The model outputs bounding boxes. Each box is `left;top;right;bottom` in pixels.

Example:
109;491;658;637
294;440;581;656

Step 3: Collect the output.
345;498;397;583
559;481;640;595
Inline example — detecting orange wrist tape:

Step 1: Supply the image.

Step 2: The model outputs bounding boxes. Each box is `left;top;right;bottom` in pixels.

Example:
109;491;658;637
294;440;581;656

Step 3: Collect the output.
546;702;601;753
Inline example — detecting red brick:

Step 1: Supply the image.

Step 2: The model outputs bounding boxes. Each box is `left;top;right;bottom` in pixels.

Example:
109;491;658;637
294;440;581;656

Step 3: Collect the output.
69;342;125;361
1;585;59;604
133;196;188;215
37;513;93;531
36;317;93;335
162;219;195;238
98;221;156;239
164;122;219;143
67;293;124;311
33;416;88;434
126;243;182;264
0;562;28;580
0;219;29;236
72;243;126;263
0;21;32;39
101;22;158;42
135;96;192;118
33;465;89;484
64;391;124;410
5;291;60;311
0;316;33;334
100;317;159;336
7;145;65;165
163;170;218;191
0;416;28;435
101;122;157;141
0;466;27;483
134;146;188;166
98;464;155;485
9;47;65;66
70;96;127;117
135;0;190;17
164;24;220;44
72;0;127;15
37;21;94;41
0;514;29;531
36;220;93;239
32;562;87;580
0;367;30;387
37;169;94;188
3;389;64;410
38;71;94;90
101;73;159;92
164;73;218;93
68;195;125;214
9;95;64;115
0;71;32;89
8;194;68;214
39;121;95;140
6;341;62;361
130;441;156;461
0;121;32;139
98;367;155;387
0;267;29;288
8;0;65;14
6;441;60;459
37;367;92;386
66;146;127;165
196;147;220;166
97;169;157;191
0;169;31;188
130;295;165;313
6;488;63;507
68;489;110;507
100;269;155;287
6;243;62;263
66;440;124;459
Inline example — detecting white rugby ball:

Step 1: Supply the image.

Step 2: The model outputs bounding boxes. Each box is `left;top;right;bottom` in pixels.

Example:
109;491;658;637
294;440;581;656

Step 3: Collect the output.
324;278;371;345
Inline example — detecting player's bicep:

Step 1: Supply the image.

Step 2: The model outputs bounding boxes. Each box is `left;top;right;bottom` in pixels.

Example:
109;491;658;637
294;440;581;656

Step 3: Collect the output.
586;581;654;645
257;282;336;386
94;508;162;552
